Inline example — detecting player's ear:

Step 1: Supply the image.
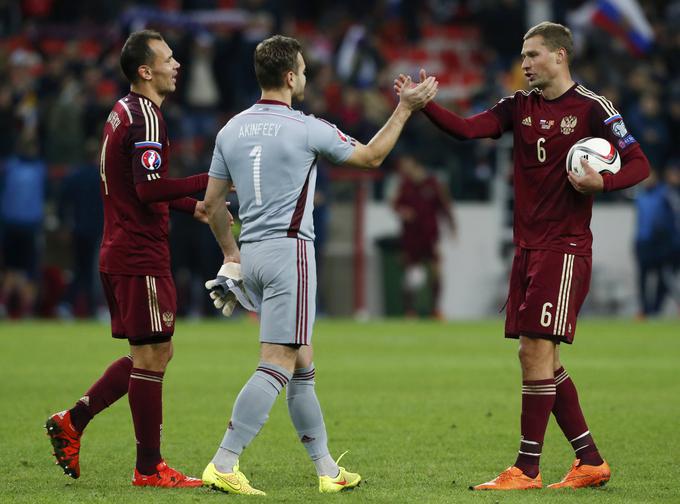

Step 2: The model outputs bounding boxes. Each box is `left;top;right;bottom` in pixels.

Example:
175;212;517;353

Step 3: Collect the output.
285;69;295;89
138;65;152;82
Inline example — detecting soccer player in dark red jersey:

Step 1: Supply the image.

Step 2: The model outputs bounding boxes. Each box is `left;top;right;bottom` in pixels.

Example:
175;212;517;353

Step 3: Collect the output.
392;154;456;318
396;22;650;490
45;30;221;488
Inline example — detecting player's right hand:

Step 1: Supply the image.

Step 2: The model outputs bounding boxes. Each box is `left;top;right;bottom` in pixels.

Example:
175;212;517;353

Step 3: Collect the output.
205;262;242;316
393;68;431;96
205;262;258;316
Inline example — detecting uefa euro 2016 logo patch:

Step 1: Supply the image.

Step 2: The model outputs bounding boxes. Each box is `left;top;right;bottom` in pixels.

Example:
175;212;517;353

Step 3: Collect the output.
141;150;161;171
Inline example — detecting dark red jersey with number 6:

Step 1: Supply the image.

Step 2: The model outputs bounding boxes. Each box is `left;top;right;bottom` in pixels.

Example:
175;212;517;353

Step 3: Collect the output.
423;83;649;257
488;84;643;256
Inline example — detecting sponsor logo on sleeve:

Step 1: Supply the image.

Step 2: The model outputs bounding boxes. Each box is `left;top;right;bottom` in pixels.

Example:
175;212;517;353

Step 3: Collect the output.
141;149;162;171
618;134;637;148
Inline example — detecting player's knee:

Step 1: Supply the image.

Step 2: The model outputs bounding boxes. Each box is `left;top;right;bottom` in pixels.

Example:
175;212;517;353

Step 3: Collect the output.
131;341;173;371
518;337;555;377
518;340;541;366
260;343;298;373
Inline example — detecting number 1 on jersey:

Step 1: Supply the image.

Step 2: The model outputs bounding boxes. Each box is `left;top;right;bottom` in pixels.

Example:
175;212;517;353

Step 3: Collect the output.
250;145;263;205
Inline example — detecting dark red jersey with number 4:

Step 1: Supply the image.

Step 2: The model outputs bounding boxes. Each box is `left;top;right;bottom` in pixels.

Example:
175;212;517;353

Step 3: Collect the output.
489;83;641;256
98;92;171;276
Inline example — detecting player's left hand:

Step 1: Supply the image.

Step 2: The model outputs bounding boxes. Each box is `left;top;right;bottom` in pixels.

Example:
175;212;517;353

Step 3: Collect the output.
568;158;604;194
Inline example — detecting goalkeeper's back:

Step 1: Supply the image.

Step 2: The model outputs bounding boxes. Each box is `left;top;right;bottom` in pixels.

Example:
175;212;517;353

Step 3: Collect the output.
208;99;355;243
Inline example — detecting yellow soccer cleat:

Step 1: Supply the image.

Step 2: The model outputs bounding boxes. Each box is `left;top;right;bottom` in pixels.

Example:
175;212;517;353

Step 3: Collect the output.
548;459;611;489
471;466;542;491
319;467;361;493
202;462;266;496
318;452;361;493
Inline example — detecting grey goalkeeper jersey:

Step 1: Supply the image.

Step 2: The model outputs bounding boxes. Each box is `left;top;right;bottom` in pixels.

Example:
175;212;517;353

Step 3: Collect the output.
209;100;356;242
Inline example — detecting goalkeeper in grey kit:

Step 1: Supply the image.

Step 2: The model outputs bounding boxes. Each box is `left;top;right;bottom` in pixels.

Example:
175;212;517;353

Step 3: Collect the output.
199;35;437;495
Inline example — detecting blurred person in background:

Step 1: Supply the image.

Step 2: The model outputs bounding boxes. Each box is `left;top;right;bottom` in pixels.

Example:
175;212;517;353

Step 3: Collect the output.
56;139;103;318
634;169;675;317
392;154;455;319
312;161;331;315
0;134;46;318
180;32;220;141
45;71;85;165
626;93;669;170
661;162;680;312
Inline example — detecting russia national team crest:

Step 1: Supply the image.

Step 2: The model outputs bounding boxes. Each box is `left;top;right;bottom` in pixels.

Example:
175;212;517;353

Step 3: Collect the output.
141;149;162;171
560;115;577;135
162;311;174;327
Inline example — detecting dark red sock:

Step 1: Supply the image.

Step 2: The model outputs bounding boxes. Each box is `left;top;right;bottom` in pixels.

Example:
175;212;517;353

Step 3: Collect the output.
69;355;133;432
553;367;604;466
514;378;556;478
128;367;164;475
431;275;441;314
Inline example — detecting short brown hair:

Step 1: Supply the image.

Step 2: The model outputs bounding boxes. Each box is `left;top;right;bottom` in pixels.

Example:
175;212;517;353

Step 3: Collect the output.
254;35;302;90
120;30;164;84
524;22;573;58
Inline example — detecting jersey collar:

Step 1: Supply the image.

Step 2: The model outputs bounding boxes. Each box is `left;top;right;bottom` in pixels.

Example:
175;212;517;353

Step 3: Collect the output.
542;82;578;103
128;91;160;110
256;99;292;109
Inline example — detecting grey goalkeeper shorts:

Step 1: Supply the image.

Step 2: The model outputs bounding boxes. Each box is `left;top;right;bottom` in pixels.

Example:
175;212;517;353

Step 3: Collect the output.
241;237;316;345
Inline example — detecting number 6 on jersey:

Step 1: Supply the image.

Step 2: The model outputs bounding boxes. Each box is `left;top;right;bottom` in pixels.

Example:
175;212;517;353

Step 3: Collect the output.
250;145;263;205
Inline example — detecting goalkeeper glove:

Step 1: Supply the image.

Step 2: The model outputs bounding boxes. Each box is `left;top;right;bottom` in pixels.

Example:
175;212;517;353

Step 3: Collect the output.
205;263;257;316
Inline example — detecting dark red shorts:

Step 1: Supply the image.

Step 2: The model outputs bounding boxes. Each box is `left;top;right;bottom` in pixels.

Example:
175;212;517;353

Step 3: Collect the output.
100;273;176;345
504;247;591;344
402;237;438;264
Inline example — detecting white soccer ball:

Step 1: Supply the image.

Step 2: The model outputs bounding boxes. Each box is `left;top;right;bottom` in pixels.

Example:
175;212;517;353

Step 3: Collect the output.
566;137;621;176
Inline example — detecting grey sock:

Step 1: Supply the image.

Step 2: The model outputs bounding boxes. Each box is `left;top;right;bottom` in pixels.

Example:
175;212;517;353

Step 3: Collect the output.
286;365;338;477
213;362;292;472
212;446;239;474
314;454;340;478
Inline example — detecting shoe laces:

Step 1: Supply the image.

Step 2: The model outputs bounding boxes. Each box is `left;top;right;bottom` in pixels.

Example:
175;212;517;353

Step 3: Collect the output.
232;463;251;484
335;450;349;467
496;467;519;482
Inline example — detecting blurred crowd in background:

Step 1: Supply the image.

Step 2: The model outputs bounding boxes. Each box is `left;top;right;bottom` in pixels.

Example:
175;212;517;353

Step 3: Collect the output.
0;0;679;319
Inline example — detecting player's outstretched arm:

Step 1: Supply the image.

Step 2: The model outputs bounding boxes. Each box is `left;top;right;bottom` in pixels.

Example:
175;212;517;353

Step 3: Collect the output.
136;173;209;203
394;69;502;141
203;176;240;263
343;76;438;169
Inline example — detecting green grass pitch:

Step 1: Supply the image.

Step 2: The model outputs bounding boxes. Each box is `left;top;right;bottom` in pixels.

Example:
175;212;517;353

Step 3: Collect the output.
1;318;679;503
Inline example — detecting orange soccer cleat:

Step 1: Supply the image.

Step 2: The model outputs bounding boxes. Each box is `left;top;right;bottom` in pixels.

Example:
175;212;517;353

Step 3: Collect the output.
471;466;542;491
45;410;82;479
132;461;203;488
548;459;611;489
